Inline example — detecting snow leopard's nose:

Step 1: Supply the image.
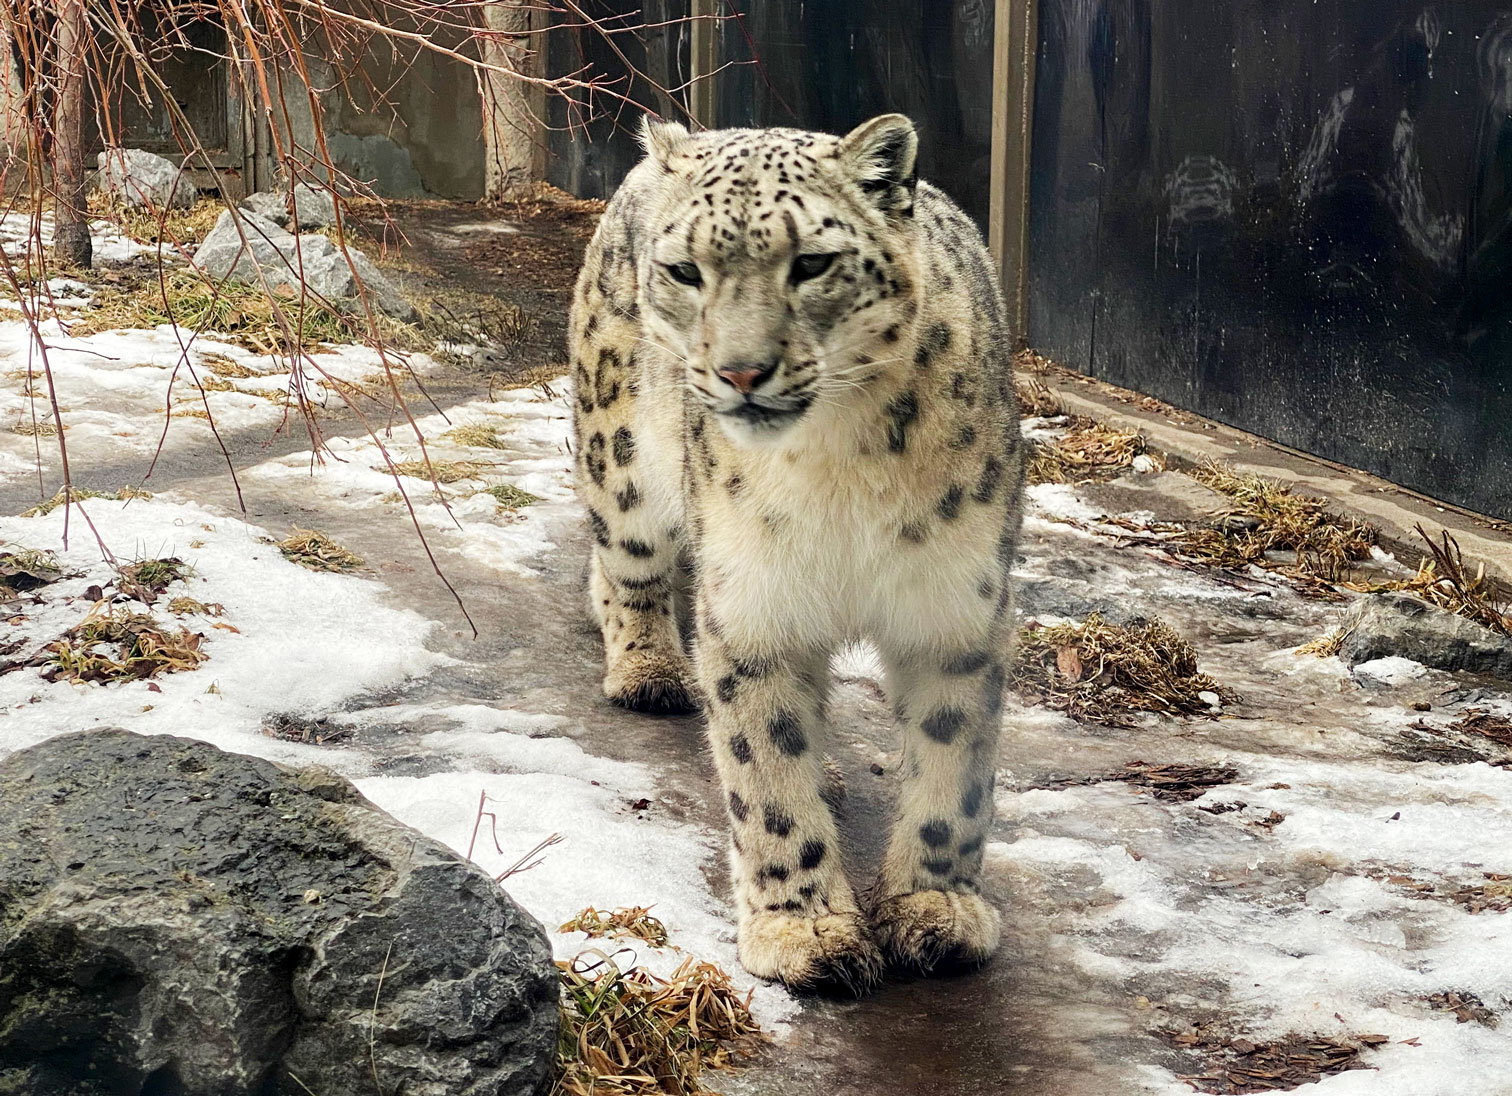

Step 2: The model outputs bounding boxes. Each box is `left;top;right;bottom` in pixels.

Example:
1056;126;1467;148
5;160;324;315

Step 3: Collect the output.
715;359;778;395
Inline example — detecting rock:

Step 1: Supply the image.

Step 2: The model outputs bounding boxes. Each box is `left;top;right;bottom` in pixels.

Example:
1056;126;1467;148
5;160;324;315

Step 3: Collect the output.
1339;592;1512;680
0;730;557;1096
240;183;338;230
95;148;198;210
193;209;417;322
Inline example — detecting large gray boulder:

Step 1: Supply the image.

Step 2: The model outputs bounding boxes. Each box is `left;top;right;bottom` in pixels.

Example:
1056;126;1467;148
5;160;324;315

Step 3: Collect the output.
96;149;198;210
1339;592;1512;679
241;183;338;230
0;730;557;1096
193;209;417;322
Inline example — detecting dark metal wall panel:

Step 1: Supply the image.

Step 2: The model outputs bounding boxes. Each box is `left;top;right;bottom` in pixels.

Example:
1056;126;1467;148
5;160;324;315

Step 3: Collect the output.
544;0;692;199
715;0;995;228
1028;1;1512;518
544;2;996;227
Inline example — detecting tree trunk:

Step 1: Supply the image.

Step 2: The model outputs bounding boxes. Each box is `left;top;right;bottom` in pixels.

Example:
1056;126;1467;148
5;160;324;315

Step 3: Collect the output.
52;0;91;268
481;1;541;200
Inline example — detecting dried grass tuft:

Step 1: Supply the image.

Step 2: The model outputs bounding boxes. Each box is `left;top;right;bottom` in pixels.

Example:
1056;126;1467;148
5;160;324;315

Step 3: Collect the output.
275;528;363;572
560;906;670;948
68;269;420;354
167;596;224;617
1294;629;1347;658
384;459;488;484
1014;613;1234;724
121;556;191;595
0;548;63;591
41;606;206;683
445;423;507;449
1178;463;1376;586
483;484;539;509
1015;378;1063;418
21;486;148;517
552;950;766;1096
1345;526;1512;638
88;193;225;246
1027;419;1144;484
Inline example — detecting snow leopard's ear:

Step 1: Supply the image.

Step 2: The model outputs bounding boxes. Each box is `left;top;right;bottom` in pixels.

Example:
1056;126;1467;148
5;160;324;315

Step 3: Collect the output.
639;115;691;168
837;114;918;217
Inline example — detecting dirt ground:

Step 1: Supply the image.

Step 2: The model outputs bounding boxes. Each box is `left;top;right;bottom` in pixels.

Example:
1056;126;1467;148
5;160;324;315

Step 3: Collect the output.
343;186;602;379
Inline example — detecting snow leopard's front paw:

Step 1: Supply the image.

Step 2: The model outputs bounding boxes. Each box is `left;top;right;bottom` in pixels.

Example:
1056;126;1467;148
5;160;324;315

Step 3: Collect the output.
737;909;883;996
871;889;1001;973
602;648;697;713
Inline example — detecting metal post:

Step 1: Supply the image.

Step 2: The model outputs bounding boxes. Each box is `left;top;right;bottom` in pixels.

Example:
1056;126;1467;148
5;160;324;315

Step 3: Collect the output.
988;0;1038;346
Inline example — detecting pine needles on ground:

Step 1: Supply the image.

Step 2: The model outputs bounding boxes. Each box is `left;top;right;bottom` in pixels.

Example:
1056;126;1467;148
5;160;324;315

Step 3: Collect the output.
1014;613;1234;724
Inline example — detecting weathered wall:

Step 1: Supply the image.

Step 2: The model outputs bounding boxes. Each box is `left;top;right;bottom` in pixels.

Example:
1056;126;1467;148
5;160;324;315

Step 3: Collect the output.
1027;0;1512;518
280;37;487;200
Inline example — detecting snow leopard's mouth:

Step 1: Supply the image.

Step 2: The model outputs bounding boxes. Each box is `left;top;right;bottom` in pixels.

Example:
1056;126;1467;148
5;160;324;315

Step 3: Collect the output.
715;397;811;435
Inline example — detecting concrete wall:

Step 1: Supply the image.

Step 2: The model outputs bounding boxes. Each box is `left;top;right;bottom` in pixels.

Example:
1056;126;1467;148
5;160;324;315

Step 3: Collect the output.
279;39;487;201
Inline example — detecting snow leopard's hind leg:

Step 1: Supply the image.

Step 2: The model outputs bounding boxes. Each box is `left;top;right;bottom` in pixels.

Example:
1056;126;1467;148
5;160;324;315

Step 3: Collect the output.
571;239;696;713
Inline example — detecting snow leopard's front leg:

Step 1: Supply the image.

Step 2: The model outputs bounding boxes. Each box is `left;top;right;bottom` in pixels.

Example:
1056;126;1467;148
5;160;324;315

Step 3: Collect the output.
869;491;1022;972
869;637;1006;972
571;243;695;713
695;605;883;994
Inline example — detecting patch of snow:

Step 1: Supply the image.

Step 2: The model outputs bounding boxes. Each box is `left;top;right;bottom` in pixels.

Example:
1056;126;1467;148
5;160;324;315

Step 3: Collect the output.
244;389;576;576
357;769;800;1030
0;496;445;763
1353;656;1429;686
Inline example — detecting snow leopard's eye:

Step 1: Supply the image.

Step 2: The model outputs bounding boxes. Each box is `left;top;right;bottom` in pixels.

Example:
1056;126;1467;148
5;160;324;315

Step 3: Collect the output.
667;261;703;287
790;253;837;283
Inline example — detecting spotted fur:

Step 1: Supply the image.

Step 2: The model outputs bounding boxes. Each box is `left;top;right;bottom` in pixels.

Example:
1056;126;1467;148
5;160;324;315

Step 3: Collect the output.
569;114;1024;993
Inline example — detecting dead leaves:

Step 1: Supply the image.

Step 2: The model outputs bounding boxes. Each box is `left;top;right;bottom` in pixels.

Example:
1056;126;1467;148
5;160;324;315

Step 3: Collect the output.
1163;1025;1375;1093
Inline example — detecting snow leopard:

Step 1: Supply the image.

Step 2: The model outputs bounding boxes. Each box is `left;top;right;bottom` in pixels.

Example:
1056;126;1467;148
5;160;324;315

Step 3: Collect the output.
568;113;1024;994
